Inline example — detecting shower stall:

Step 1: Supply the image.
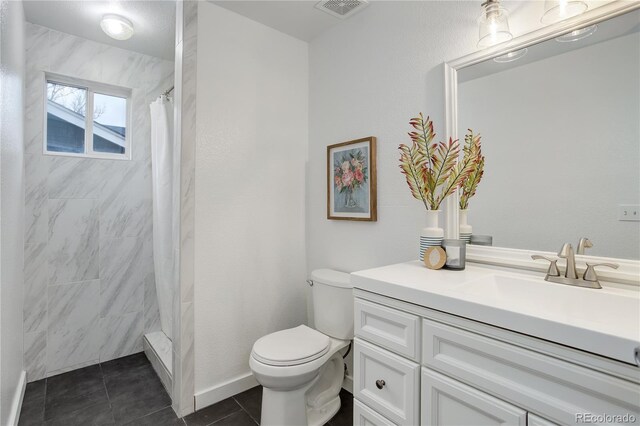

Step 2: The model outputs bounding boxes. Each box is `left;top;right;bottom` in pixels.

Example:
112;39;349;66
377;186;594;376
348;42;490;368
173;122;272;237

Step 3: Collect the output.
144;92;176;392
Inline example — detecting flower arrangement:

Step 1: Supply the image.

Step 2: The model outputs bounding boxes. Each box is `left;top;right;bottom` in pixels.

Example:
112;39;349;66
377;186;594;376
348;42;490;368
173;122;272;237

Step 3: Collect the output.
334;150;368;193
459;131;484;210
399;113;479;211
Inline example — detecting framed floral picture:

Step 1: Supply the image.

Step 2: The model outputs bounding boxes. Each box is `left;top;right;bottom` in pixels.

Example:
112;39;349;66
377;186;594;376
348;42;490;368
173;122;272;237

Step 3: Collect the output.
327;136;377;221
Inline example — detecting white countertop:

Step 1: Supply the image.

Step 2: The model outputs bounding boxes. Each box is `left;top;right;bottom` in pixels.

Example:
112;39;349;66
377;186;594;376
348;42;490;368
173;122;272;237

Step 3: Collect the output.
351;261;640;365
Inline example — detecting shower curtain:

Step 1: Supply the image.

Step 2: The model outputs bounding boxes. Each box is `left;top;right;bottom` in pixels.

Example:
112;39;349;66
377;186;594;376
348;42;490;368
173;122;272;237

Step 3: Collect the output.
150;96;174;340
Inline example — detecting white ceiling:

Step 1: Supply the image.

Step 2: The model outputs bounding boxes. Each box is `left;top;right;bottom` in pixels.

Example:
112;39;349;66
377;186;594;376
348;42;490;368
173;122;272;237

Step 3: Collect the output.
211;0;350;42
23;0;176;60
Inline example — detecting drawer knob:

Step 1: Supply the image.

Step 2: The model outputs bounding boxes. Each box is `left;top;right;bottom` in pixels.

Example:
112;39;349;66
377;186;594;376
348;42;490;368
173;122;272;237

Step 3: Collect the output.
375;379;386;390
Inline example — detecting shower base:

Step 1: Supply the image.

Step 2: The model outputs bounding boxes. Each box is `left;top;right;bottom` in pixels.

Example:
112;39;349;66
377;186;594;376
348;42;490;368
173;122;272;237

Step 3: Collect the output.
144;331;173;393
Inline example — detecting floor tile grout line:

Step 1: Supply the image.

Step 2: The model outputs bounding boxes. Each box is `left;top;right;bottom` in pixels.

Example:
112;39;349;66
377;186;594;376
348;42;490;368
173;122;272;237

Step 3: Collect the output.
120;404;174;426
231;396;259;425
25;355;207;425
43;397;109;423
101;373;115;417
43;384;112;423
203;405;251;426
44;361;143;424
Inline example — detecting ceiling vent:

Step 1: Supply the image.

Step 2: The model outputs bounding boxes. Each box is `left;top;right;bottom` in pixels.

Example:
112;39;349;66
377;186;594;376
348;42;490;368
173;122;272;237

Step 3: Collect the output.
315;0;369;19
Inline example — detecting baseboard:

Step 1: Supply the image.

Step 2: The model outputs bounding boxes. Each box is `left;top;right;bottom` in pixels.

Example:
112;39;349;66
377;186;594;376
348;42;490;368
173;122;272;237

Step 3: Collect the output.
8;370;27;426
342;374;353;394
194;372;258;411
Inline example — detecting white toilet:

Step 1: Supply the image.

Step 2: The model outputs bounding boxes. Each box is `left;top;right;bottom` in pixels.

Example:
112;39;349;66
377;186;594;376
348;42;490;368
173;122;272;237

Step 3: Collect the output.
249;269;353;426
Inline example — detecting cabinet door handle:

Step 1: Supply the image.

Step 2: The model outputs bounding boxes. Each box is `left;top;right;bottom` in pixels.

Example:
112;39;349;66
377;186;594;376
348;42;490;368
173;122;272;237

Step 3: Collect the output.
375;379;385;389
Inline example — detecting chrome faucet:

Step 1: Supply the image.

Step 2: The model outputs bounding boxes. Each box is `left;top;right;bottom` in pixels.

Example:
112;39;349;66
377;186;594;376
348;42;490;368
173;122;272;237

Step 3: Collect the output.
577;237;593;255
531;243;618;289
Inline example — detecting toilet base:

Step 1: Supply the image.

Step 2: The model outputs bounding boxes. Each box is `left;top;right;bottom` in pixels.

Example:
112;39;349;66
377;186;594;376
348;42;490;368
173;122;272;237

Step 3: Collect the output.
307;395;340;426
259;352;346;426
261;384;313;426
260;387;342;426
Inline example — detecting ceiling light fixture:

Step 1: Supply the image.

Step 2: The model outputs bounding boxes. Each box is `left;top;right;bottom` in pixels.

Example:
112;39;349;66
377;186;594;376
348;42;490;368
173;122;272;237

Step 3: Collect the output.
100;14;134;41
493;48;528;63
555;24;597;42
477;0;513;49
541;0;588;24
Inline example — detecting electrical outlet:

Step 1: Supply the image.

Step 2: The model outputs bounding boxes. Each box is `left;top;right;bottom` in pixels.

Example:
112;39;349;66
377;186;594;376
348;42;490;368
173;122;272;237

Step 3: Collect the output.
618;204;640;222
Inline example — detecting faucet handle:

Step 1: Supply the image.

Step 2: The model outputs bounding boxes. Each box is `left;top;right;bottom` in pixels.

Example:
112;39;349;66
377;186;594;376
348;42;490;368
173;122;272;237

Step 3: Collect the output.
583;262;619;284
531;255;561;277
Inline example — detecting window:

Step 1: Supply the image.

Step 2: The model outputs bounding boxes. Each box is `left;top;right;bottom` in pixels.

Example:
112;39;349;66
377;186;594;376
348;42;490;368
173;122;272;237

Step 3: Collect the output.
45;74;131;159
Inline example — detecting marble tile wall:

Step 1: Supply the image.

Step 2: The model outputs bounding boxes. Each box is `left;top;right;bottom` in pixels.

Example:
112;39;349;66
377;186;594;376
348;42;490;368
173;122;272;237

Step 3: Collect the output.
22;23;174;381
172;0;197;417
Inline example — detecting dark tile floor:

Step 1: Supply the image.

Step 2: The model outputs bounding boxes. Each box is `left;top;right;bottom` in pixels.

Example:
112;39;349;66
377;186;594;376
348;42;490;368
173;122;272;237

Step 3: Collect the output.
18;352;353;426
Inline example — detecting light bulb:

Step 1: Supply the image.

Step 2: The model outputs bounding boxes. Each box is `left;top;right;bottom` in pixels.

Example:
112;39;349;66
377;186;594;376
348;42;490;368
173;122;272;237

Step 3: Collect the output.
478;1;513;49
541;0;588;24
100;14;134;41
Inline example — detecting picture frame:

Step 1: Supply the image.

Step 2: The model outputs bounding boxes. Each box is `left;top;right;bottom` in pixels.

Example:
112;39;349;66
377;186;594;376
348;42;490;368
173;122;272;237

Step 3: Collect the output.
327;136;377;221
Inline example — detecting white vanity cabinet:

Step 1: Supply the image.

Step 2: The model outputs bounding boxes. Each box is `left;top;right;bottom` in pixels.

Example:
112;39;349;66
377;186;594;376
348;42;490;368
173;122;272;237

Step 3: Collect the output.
421;368;526;426
352;291;640;426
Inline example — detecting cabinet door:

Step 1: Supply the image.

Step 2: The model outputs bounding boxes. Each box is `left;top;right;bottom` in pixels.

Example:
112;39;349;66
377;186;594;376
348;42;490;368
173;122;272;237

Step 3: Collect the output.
528;414;559;426
354;400;397;426
421;368;526;426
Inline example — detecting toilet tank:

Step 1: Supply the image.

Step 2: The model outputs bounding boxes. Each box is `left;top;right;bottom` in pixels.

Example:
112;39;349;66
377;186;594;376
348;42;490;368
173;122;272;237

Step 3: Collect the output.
310;269;354;340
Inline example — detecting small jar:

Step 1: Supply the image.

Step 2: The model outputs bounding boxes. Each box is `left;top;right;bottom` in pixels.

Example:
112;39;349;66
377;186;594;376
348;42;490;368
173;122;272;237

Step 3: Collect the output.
441;239;466;270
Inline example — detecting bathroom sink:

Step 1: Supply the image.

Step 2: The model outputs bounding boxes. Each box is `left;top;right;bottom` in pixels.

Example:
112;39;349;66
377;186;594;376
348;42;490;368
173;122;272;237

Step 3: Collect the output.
352;262;640;364
454;272;639;327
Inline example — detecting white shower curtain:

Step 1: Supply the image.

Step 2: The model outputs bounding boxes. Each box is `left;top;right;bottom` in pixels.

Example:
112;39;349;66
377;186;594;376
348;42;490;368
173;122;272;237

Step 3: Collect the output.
150;96;174;340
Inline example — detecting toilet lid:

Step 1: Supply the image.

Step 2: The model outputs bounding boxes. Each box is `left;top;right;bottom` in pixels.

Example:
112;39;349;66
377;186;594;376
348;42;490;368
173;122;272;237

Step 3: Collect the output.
251;325;331;366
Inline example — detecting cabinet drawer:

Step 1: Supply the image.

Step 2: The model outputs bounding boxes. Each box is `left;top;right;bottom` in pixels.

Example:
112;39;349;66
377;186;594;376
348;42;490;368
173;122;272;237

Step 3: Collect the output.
422;319;640;425
421;367;526;426
355;298;420;361
354;400;397;426
354;338;420;425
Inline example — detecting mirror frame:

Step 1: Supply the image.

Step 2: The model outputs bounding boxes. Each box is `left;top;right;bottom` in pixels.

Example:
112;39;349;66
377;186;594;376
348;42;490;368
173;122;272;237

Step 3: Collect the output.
443;0;640;285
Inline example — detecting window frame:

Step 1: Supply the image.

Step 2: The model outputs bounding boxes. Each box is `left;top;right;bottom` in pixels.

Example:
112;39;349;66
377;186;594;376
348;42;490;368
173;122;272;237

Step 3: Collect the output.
43;72;133;160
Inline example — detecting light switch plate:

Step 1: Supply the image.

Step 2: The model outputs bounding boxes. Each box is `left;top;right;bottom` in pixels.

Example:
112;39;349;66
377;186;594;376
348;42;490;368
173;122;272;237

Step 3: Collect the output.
618;204;640;221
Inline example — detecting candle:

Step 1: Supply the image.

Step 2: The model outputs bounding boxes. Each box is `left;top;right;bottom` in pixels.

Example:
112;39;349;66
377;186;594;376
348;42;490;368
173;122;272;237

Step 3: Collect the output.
441;239;467;270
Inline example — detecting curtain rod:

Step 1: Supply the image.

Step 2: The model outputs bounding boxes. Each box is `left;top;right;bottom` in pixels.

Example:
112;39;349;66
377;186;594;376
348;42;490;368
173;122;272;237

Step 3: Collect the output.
163;86;174;97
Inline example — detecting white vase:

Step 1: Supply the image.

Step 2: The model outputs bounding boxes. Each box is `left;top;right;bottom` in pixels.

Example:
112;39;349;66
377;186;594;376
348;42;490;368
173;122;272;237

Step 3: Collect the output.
459;209;472;244
420;210;444;261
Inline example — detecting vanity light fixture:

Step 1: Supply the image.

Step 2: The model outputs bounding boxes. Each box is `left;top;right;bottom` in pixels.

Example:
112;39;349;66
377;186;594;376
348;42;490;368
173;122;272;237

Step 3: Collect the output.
555;24;597;42
493;48;528;63
477;0;513;49
100;14;134;41
541;0;588;24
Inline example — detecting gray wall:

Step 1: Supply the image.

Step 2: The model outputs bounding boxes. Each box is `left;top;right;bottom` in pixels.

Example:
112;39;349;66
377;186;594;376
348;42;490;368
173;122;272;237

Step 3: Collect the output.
23;23;174;380
1;0;26;423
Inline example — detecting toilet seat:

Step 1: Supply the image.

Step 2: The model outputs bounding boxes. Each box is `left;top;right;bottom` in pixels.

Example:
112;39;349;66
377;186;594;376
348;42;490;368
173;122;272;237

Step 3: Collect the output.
251;325;330;366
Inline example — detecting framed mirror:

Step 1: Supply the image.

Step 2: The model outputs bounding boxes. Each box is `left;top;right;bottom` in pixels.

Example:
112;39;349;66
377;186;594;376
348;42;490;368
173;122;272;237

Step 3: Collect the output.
444;1;640;280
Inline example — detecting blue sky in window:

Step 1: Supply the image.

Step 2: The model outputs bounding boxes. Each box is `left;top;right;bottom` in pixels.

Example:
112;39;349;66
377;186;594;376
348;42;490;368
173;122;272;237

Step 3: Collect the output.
94;93;126;128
